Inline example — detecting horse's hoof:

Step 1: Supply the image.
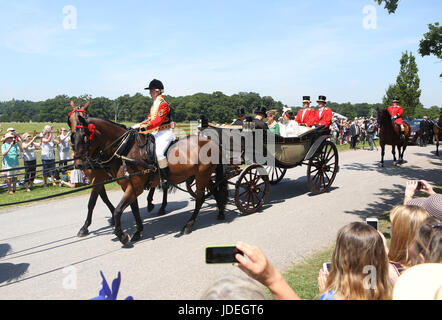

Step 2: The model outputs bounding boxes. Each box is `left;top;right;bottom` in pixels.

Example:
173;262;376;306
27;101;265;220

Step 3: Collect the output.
217;213;225;221
182;226;193;235
119;233;131;245
157;208;167;217
77;228;89;237
393;162;398;166
147;203;155;213
131;232;142;242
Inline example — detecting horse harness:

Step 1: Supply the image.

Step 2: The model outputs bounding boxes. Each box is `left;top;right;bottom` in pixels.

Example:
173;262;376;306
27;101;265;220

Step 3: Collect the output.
70;107;158;188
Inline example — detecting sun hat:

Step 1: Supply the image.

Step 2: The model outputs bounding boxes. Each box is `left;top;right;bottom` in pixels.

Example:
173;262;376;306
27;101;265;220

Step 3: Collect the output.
4;133;15;139
282;107;292;114
393;264;442;300
407;194;442;220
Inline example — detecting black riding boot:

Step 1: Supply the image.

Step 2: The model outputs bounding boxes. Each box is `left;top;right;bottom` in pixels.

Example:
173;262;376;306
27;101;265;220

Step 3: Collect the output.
159;167;170;189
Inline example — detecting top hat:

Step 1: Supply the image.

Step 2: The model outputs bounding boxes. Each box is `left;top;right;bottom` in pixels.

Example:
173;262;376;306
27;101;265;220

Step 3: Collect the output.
144;79;164;90
237;107;246;117
302;96;311;103
254;106;267;116
317;96;327;103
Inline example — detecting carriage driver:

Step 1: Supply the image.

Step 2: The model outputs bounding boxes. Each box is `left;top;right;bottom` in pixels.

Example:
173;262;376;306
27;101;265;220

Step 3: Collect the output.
132;79;176;186
387;98;405;141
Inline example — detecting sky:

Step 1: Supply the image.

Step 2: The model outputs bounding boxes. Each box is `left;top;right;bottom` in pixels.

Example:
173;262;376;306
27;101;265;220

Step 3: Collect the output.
0;0;441;107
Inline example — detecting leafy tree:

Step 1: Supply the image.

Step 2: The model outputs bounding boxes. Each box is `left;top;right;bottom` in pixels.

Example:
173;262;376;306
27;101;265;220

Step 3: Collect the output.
374;0;399;14
418;22;442;77
383;51;421;117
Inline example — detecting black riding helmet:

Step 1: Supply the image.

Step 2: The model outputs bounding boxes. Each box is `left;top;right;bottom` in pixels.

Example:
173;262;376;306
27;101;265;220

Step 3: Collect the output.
144;79;164;90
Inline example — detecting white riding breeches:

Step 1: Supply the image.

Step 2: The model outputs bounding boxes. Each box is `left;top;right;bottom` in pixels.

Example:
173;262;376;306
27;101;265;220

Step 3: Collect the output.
154;129;176;162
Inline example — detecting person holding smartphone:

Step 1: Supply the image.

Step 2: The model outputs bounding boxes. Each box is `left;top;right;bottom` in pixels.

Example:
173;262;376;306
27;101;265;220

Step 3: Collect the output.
2;132;23;194
233;241;301;300
22;133;41;192
404;180;441;220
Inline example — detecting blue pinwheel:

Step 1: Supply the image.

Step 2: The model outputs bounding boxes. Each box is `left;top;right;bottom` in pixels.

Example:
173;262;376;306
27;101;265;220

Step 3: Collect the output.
90;271;133;300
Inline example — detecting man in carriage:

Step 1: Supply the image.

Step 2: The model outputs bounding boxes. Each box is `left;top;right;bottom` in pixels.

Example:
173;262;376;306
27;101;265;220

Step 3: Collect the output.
231;107;246;126
296;96;318;128
387;98;405;141
315;95;333;129
132;79;176;187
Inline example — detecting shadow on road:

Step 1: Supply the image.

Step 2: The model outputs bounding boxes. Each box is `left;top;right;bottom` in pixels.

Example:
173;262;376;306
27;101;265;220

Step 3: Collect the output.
0;244;29;285
341;153;442;220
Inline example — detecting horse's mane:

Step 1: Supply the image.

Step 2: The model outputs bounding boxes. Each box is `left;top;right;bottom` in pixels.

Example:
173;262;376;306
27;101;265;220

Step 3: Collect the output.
90;117;128;130
377;109;392;126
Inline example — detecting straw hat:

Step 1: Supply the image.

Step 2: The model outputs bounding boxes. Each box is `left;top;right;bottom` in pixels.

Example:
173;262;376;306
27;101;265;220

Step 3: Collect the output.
393;264;442;300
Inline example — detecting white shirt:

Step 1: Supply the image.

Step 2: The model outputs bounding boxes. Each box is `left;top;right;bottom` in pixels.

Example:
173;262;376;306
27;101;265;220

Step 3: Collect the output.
41;136;55;160
283;120;301;137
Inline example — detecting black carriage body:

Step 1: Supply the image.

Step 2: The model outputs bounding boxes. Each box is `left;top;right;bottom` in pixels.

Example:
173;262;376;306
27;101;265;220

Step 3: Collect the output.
200;124;332;169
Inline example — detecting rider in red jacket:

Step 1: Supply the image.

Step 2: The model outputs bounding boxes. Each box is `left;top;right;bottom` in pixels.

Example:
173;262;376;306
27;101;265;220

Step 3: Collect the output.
387;98;405;141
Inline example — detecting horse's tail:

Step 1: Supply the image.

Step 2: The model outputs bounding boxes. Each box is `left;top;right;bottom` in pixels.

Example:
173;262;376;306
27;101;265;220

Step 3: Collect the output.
214;164;228;212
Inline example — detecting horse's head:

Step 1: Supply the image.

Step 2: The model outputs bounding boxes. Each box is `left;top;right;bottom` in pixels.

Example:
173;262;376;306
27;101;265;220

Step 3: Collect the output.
377;108;391;127
67;101;98;169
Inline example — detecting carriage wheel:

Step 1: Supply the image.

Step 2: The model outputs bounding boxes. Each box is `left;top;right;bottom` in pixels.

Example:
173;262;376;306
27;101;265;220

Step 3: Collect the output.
186;175;216;199
235;164;269;215
265;166;287;185
307;141;339;194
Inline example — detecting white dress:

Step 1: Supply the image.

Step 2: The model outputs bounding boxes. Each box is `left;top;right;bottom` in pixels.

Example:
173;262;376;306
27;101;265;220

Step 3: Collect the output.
283;120;301;137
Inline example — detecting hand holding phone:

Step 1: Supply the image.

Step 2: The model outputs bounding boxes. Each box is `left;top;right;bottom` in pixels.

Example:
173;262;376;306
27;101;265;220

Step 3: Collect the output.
206;245;244;264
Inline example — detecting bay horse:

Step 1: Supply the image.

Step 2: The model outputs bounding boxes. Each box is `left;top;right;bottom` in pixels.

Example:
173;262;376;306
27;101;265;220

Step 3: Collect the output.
70;104;228;246
377;109;411;167
68;101;116;237
68;102;168;238
434;117;442;156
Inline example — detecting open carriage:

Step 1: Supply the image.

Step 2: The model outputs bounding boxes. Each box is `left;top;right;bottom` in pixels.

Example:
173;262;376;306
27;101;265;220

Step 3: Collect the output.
185;121;340;215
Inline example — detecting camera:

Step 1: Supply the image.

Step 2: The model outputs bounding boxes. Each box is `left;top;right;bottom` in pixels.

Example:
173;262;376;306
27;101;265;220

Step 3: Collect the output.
417;181;425;191
205;245;244;264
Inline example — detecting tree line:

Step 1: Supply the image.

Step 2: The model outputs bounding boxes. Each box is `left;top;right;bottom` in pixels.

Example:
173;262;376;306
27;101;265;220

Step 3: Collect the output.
0;91;439;124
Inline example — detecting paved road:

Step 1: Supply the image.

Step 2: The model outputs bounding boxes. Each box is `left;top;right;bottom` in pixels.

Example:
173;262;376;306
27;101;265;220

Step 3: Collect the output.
0;145;440;300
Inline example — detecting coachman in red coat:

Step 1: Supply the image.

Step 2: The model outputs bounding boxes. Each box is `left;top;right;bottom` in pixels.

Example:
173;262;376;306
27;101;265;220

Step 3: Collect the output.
315;96;333;129
296;96;318;127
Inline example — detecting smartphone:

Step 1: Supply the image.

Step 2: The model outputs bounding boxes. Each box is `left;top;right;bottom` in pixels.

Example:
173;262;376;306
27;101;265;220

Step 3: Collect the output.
366;218;379;230
323;262;332;273
205;245;244;264
417;181;426;191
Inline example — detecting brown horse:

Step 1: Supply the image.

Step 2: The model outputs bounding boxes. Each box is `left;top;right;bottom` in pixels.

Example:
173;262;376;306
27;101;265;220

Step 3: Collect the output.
69;104;228;246
434;117;442;156
68;101;116;237
377;109;411;167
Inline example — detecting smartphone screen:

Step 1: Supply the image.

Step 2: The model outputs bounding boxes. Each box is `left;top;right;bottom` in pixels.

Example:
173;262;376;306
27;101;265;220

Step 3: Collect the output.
366;218;378;230
323;262;332;272
206;246;244;264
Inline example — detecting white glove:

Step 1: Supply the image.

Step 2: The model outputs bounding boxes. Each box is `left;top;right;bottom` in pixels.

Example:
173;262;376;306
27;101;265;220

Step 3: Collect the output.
131;124;141;130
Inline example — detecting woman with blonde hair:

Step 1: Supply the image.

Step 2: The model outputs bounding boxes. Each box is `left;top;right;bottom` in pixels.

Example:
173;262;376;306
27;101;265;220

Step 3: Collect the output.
318;222;393;300
388;205;429;276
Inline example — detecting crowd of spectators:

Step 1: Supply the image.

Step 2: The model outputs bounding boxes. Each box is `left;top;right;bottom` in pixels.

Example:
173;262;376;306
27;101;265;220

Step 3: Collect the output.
0;126;84;193
202;179;441;300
